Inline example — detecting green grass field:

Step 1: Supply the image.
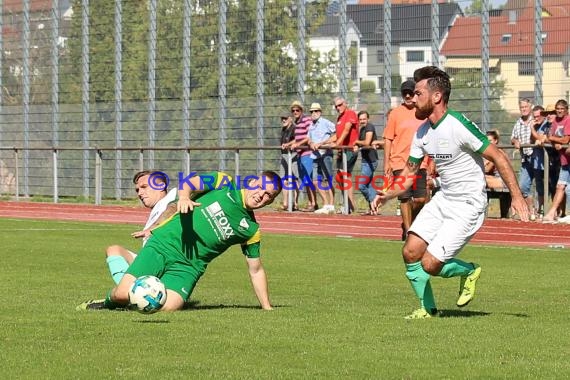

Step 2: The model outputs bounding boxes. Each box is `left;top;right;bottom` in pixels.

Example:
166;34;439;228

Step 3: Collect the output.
1;218;568;379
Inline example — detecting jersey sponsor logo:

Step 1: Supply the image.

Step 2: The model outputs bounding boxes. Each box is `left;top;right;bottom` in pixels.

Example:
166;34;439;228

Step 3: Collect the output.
429;153;452;159
239;218;250;230
205;201;235;240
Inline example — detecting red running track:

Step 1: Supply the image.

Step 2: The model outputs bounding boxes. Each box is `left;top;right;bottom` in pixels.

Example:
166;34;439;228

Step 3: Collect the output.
0;201;569;249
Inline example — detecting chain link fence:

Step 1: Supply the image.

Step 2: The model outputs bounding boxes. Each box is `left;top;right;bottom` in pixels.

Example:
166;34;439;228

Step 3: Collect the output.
0;0;565;205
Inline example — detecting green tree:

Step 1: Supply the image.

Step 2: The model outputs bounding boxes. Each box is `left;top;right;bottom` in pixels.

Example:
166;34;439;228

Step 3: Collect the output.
61;0;336;103
448;69;512;135
464;0;502;15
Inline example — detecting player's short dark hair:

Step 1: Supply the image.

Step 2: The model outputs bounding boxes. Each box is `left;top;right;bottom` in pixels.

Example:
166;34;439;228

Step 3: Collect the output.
413;66;451;103
259;170;283;194
486;129;500;143
357;110;370;119
133;170;167;191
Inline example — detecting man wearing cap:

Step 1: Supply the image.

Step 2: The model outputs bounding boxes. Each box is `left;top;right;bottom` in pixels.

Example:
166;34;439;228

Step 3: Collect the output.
383;80;430;240
279;112;299;211
307;102;337;214
286;100;318;211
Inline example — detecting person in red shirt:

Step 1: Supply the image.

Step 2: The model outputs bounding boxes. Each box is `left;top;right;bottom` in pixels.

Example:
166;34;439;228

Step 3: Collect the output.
333;96;359;214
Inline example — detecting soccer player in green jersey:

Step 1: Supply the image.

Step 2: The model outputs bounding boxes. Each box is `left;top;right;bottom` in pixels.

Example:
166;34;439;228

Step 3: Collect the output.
373;66;529;319
78;171;282;312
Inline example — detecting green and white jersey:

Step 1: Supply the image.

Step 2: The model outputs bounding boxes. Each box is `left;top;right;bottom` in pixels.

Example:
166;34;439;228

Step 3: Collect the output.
150;172;262;273
409;110;489;199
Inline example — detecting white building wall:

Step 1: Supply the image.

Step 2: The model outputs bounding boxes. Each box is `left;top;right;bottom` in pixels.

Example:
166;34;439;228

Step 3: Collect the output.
397;43;432;82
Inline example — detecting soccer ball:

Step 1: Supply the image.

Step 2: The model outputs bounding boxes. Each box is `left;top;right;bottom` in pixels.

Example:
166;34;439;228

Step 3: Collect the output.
128;275;167;314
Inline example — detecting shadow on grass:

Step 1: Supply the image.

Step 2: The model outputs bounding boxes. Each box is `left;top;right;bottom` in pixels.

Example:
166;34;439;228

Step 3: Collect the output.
134;319;170;323
437;309;491;318
182;300;289;311
438;309;530;318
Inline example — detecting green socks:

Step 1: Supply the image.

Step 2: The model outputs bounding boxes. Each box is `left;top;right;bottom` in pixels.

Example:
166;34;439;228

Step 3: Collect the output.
438;259;474;278
405;262;437;312
106;256;129;284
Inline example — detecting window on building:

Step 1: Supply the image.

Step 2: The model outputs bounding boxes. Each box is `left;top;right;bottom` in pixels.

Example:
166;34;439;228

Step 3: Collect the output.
406;50;424;62
377;49;383;63
518;61;535;76
518;91;534;103
501;34;512;43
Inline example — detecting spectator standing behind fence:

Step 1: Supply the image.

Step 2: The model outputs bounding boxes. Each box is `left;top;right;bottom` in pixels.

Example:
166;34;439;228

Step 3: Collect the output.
547;101;568;218
287;100;317;212
510;98;536;219
307;102;337;215
352;110;379;215
528;105;550;217
333;96;359;214
383;80;429;241
279;113;299;211
542;99;570;223
541;105;561;207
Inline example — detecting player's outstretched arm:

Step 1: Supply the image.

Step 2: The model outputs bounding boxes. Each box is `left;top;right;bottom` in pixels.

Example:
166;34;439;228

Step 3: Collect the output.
246;257;273;310
371;160;418;213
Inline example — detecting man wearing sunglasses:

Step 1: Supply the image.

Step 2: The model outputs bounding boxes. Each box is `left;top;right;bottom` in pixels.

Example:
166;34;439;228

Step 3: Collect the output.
383;80;430;240
333;96;359;214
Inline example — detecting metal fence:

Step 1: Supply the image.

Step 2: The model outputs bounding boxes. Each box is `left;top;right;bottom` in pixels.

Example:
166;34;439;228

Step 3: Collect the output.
0;0;567;202
0;144;555;219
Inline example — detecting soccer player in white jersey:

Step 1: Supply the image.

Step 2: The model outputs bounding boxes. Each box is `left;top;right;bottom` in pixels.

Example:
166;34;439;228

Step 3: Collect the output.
372;66;529;319
105;170;177;284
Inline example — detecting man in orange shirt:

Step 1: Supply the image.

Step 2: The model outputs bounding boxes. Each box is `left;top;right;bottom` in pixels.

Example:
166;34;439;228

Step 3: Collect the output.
333;96;359;214
383;80;429;240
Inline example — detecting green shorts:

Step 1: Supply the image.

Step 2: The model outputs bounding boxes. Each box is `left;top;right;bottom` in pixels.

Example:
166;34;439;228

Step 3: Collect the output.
126;239;203;301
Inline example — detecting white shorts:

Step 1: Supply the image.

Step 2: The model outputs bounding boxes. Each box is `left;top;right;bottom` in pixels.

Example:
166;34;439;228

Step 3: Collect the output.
409;192;486;262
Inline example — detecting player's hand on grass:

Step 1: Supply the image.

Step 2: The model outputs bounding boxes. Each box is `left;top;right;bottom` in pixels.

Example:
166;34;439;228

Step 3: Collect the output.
177;197;201;213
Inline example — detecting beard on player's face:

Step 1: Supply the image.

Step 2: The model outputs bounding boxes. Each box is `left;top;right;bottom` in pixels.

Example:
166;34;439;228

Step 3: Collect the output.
415;100;433;120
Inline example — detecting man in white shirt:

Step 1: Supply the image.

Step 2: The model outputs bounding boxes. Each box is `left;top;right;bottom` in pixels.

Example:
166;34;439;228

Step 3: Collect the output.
373;66;529;319
105;170;176;284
